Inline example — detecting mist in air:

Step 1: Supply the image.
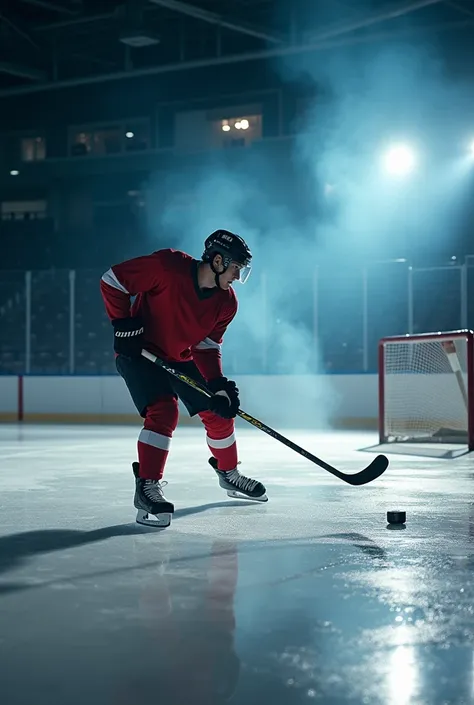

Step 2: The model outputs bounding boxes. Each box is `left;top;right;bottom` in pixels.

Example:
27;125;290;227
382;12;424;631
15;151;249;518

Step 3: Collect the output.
145;152;334;428
278;3;474;265
144;3;474;427
276;1;474;359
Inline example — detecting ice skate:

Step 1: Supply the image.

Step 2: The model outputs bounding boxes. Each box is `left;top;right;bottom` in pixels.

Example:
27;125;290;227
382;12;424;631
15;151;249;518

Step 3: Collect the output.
132;462;174;528
208;457;268;502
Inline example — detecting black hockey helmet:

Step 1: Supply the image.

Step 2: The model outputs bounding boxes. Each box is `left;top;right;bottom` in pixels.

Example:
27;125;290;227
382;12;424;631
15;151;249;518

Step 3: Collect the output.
202;229;252;284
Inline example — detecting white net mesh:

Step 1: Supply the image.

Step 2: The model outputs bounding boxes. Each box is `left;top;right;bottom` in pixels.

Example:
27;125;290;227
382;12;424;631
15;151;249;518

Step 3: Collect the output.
382;335;470;444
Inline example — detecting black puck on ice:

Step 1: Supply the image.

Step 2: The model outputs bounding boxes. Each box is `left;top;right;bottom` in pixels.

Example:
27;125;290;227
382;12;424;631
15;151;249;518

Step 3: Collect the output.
387;510;406;525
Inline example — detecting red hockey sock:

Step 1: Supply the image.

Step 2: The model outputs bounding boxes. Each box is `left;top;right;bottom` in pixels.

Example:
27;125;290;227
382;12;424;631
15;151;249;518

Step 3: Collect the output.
199;411;238;471
138;396;179;480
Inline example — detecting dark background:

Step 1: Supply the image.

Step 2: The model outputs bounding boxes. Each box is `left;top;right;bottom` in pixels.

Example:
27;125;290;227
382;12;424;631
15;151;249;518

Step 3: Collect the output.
1;0;474;375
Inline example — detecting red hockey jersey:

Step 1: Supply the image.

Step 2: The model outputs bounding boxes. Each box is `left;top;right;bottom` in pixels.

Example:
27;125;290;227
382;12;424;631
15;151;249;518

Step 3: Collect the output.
100;249;237;380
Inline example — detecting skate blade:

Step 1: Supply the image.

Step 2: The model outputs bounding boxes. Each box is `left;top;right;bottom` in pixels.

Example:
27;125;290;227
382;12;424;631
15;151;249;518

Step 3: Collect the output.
226;490;268;503
136;509;172;528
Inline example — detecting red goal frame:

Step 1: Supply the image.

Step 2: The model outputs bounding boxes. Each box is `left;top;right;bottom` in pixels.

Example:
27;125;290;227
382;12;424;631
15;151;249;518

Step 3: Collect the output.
378;330;474;451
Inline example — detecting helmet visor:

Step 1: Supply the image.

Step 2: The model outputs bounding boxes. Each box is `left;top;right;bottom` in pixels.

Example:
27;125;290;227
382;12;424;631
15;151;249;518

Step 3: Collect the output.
234;261;252;284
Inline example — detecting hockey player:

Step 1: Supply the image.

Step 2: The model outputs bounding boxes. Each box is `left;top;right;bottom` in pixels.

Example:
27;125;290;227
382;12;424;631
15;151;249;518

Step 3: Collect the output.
100;229;267;527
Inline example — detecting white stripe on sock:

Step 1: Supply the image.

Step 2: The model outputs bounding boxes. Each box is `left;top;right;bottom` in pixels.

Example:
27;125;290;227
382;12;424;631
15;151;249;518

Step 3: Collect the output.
206;433;236;449
139;429;171;451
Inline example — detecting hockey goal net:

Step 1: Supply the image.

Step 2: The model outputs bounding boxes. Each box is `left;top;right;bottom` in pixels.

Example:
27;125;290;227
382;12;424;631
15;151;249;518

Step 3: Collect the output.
379;330;474;450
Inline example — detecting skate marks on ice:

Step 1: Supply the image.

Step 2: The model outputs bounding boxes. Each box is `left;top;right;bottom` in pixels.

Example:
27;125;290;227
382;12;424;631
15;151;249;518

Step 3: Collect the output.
135;499;258;529
0;501;256;587
230;532;474;705
0;530;402;705
0;535;240;704
174;499;257;517
3;427;474;702
2;523;474;703
0;524;154;593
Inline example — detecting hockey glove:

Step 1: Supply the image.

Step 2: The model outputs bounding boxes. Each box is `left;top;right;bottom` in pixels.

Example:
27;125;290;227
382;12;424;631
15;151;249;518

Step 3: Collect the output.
112;317;144;358
207;377;240;419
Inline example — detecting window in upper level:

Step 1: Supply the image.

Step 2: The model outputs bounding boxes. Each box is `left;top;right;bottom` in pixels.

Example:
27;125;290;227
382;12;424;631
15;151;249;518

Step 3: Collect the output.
21;136;46;162
1;200;47;220
70;131;92;156
124;120;151;151
212;114;262;148
92;126;123;155
174;104;262;151
70;126;122;156
69;119;151;157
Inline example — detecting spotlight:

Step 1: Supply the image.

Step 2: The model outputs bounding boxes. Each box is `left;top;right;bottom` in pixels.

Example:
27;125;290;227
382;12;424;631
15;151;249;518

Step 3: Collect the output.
239;119;249;130
125;131;134;139
235;121;242;129
222;122;230;132
382;143;416;176
10;170;19;176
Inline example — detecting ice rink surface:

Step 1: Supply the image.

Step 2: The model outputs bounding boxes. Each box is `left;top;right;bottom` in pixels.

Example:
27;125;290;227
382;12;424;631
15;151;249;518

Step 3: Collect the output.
1;423;474;705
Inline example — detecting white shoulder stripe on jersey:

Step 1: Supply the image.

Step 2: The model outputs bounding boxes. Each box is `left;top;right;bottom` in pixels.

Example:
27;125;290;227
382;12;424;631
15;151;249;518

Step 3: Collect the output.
101;267;129;294
194;337;221;352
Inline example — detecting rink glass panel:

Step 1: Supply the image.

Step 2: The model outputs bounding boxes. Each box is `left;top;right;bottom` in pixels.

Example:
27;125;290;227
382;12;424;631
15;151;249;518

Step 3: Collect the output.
0;271;27;374
30;270;70;374
365;262;410;372
74;269;115;374
317;267;364;373
412;267;462;334
0;260;472;375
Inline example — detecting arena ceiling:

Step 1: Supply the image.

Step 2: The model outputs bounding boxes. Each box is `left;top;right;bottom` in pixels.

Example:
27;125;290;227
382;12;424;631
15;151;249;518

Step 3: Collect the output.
0;0;473;96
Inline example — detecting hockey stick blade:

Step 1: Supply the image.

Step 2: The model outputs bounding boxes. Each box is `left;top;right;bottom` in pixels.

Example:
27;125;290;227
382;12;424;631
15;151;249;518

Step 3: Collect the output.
141;349;389;486
237;409;389;486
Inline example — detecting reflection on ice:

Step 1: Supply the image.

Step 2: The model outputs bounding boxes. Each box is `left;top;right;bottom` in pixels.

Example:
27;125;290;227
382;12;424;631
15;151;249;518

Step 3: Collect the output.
388;640;417;705
2;425;474;704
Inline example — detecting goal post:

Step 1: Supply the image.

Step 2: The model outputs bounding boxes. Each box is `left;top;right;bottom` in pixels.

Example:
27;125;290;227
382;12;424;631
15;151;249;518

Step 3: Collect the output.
378;330;474;450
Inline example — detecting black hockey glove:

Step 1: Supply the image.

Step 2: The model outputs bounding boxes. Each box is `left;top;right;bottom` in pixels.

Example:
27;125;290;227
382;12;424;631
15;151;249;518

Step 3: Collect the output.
112;317;144;358
207;377;240;419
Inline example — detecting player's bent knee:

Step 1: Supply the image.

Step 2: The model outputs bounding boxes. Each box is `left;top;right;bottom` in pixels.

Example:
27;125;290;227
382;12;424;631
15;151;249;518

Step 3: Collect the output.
145;395;180;436
199;410;235;437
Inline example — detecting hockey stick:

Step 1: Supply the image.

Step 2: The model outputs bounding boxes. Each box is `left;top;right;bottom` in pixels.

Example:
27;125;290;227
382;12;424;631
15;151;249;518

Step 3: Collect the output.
141;349;389;486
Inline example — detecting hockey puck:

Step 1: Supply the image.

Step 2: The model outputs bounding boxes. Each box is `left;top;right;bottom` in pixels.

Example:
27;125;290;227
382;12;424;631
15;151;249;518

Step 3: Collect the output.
387;510;406;525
